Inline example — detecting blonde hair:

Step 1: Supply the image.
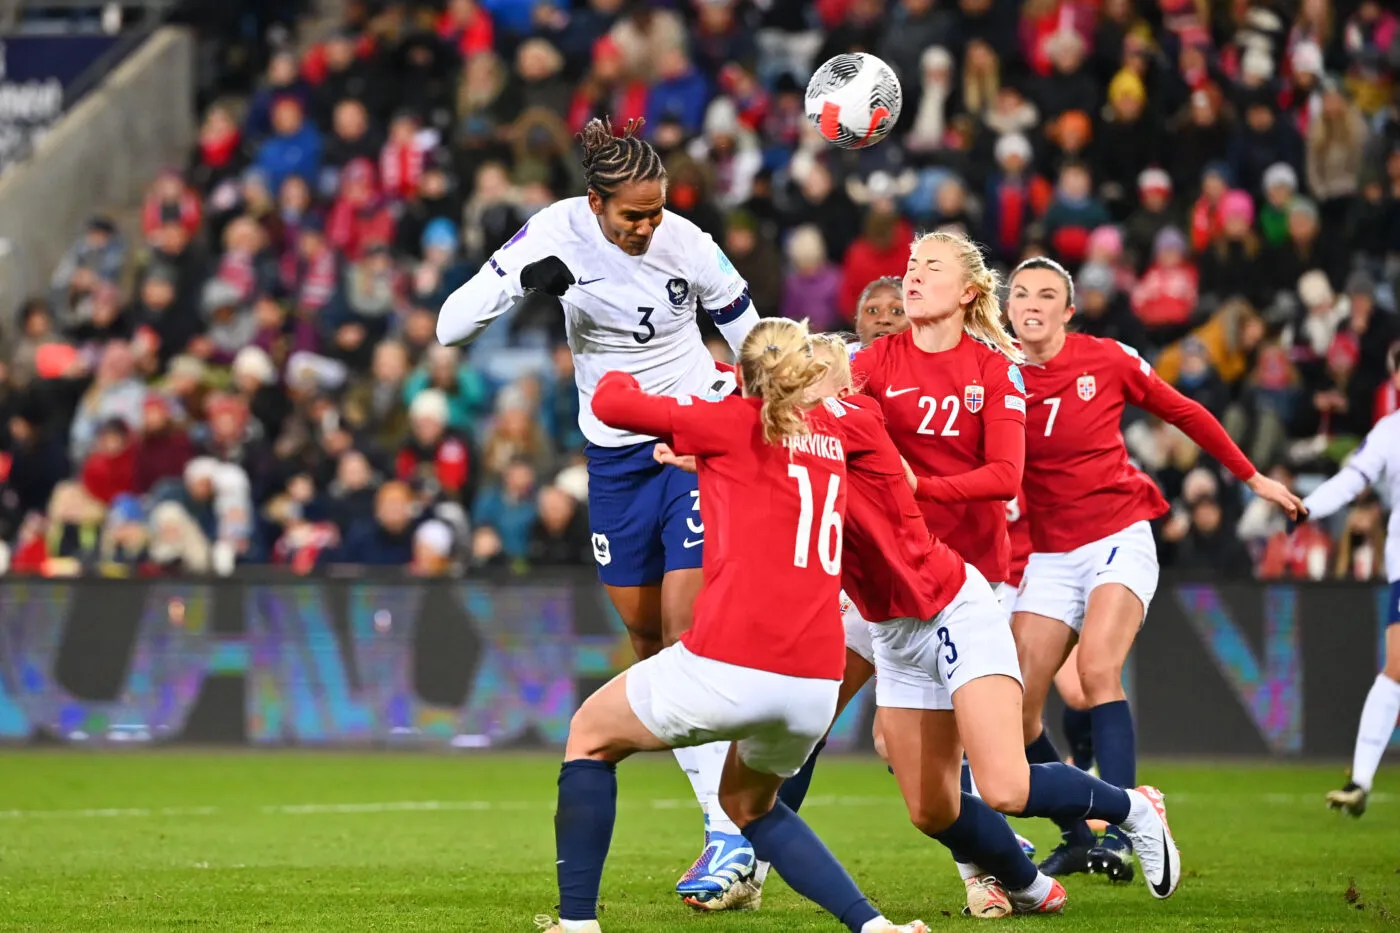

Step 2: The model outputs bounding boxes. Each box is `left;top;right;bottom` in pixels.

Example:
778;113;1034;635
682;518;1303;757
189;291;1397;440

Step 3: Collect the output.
739;319;828;444
808;333;855;395
911;230;1023;363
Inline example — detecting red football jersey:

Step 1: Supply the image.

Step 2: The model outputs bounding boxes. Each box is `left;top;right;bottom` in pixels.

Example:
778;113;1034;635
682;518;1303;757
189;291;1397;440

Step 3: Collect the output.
591;372;848;680
832;395;967;623
1006;492;1031;588
1021;333;1256;553
852;331;1027;583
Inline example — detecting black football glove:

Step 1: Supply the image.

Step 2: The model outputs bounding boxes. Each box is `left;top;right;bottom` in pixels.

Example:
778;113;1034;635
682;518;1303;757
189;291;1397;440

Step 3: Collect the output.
519;256;575;297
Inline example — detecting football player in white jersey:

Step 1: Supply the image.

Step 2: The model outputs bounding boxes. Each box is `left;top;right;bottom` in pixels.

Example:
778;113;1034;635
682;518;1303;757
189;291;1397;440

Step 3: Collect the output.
1298;347;1400;817
437;117;762;904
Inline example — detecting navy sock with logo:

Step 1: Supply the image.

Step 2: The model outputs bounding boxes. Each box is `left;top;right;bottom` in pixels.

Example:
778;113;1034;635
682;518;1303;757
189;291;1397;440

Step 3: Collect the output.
555;759;617;922
1025;731;1097;847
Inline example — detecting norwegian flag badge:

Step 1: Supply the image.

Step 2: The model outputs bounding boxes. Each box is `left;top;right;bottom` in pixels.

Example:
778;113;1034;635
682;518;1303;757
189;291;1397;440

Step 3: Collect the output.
1077;374;1096;401
964;383;984;413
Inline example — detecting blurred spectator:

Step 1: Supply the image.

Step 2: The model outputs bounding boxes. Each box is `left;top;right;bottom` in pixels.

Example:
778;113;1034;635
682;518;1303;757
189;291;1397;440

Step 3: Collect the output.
397;388;477;507
1130;227;1199;346
527;483;592;566
332;480;417;566
255;98;323;196
80;419;137;505
473;458;539;562
133;395;195;494
724;210;782;315
412;517;458;576
781;225;842;331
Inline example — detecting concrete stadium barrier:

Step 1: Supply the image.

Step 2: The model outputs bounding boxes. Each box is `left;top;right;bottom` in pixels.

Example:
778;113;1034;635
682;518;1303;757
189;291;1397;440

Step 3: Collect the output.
0;26;194;314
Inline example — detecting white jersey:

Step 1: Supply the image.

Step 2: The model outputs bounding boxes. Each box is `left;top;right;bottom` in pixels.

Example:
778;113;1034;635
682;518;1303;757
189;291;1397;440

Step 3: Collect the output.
1303;410;1400;581
436;197;759;447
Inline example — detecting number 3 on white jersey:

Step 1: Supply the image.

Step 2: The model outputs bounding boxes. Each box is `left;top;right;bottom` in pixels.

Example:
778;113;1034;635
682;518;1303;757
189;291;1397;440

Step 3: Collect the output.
916;395;961;436
788;464;843;574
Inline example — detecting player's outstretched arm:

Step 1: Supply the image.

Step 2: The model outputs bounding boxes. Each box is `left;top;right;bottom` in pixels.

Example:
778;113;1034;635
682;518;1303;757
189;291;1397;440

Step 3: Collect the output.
436;255;574;347
591;370;679;440
1133;369;1305;519
910;420;1024;503
1300;421;1392;521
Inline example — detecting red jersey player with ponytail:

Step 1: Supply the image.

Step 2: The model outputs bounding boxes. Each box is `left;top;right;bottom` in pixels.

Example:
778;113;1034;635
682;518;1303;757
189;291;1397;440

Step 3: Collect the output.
850;230;1027;598
1004;257;1303;882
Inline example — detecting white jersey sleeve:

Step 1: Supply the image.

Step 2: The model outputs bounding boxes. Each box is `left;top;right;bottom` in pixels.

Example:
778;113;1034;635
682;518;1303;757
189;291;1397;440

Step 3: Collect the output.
1304;411;1400;581
690;230;759;355
1304;414;1400;519
435;205;568;347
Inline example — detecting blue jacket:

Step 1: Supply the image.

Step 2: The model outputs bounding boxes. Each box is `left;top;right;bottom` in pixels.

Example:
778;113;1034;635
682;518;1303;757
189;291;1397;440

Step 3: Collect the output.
254;124;323;195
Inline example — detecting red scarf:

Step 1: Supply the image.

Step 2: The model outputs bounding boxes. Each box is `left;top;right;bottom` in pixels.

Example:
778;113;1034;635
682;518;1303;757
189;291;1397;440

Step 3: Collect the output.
380;140;425;201
199;130;241;169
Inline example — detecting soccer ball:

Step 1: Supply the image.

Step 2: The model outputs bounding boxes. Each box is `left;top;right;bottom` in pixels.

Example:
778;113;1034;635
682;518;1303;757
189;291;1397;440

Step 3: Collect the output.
804;53;903;150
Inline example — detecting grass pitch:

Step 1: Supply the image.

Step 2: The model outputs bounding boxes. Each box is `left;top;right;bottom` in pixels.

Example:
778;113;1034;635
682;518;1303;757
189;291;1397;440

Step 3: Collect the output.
0;752;1396;931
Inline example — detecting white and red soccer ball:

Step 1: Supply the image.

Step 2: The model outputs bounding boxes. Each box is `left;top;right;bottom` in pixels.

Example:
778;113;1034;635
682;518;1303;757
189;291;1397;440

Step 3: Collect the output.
804;52;903;150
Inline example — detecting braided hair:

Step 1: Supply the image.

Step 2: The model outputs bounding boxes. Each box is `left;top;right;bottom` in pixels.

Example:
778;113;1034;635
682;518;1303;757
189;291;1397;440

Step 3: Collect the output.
577;116;666;201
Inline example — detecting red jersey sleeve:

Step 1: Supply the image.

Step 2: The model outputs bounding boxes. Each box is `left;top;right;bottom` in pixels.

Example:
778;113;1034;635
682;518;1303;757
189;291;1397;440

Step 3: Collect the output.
911;353;1026;503
1115;342;1258;481
590;370;738;455
835;395;904;475
913;420;1024;502
851;342;886;398
983;357;1030;425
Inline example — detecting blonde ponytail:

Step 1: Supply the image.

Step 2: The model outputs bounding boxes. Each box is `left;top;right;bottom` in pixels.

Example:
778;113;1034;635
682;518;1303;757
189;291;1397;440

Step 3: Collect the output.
911;230;1024;363
739;319;828;444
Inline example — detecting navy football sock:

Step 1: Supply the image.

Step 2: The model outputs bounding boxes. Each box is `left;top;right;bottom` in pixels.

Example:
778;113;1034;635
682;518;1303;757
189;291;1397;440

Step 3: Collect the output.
776;739;827;814
555;759;617;922
1020;762;1131;827
1062;707;1095;771
1026;731;1096;847
933;793;1037;891
1090;700;1135;787
1091;700;1136;849
742;801;880;932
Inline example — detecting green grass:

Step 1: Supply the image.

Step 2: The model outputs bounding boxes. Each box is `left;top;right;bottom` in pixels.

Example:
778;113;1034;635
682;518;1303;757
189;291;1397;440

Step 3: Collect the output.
0;753;1396;931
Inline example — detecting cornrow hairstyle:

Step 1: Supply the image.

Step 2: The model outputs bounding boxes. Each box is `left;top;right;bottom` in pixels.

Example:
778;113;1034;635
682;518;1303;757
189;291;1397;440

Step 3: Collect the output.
577;116;667;200
1010;256;1076;308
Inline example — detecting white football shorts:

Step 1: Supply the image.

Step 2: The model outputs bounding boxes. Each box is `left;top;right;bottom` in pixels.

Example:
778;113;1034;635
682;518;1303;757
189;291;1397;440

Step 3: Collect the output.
870;565;1023;711
1012;520;1159;633
625;643;838;778
841;590;876;664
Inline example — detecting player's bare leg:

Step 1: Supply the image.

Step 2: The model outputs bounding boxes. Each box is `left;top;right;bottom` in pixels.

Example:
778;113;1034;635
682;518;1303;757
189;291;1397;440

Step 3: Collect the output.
1330;623;1400;816
1012;612;1095;874
880;705;1056;918
655;567;755;903
603;584;664;661
702;649;875;912
1055;646;1097;770
1076;583;1145;882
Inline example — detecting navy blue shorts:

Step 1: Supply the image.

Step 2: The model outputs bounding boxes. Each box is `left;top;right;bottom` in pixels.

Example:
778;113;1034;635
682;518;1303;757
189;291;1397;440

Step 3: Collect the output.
586;441;704;587
1388;580;1400;626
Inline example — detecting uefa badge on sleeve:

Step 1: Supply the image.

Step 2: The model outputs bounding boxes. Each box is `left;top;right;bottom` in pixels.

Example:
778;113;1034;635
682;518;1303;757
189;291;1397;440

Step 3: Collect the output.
1077;375;1096;401
964;383;984;413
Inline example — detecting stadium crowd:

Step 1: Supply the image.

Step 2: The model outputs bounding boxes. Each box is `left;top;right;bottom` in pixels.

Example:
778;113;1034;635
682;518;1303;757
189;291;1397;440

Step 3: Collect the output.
1;0;1398;579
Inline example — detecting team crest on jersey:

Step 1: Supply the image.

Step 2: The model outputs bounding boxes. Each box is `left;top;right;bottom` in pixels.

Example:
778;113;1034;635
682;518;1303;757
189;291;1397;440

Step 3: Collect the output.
1077;374;1097;401
964;383;985;413
666;277;690;306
